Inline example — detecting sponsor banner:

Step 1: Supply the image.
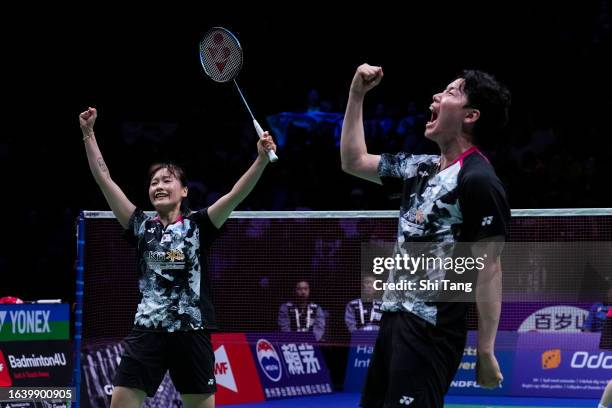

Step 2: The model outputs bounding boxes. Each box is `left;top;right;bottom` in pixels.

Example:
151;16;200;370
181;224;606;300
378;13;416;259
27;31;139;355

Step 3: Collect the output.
499;302;591;331
81;342;179;408
511;332;609;398
0;304;70;341
211;333;265;405
246;333;332;400
448;331;517;396
517;305;588;333
0;402;68;408
343;331;376;392
0;341;72;387
81;334;264;408
343;330;517;396
0;402;36;408
343;329;612;399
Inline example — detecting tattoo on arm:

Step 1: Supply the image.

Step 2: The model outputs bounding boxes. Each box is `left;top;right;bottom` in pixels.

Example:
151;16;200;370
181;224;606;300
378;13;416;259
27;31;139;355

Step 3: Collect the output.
97;157;109;176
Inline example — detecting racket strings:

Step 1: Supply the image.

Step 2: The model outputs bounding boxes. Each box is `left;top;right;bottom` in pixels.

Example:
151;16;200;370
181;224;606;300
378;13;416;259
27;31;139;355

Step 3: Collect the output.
199;28;243;83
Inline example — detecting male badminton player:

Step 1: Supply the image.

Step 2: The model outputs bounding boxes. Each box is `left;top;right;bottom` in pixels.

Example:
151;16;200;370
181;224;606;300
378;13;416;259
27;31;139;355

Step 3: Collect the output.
341;64;511;408
79;107;276;408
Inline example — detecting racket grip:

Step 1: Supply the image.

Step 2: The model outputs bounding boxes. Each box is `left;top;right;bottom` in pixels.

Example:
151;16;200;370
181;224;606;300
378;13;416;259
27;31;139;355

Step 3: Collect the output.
253;119;265;138
253;120;279;162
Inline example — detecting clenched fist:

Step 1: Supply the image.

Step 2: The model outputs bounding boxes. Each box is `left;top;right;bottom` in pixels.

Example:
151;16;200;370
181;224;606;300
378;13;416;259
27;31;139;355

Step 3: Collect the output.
350;63;384;95
79;107;97;137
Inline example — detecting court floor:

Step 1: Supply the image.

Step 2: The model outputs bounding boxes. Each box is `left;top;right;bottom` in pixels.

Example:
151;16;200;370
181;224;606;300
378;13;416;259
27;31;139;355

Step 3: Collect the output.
219;393;600;408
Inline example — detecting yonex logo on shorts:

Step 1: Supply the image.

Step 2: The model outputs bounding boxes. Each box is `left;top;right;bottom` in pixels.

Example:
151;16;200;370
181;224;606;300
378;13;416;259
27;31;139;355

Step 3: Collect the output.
481;216;493;226
399;395;414;405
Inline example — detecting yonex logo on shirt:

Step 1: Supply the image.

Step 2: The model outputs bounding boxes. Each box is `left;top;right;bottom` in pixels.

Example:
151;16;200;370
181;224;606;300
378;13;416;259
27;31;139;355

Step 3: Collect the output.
481;216;494;226
399;395;414;405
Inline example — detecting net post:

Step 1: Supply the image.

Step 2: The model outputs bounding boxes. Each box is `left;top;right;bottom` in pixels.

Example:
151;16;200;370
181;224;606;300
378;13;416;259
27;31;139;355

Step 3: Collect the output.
73;212;86;408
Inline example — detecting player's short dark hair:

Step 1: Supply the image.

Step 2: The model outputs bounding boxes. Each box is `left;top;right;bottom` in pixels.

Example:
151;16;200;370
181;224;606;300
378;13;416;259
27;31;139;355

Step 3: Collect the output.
460;69;511;144
147;162;188;187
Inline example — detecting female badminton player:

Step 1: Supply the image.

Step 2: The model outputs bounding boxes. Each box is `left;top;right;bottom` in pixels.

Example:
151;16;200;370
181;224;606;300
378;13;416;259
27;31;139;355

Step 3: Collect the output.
79;106;276;408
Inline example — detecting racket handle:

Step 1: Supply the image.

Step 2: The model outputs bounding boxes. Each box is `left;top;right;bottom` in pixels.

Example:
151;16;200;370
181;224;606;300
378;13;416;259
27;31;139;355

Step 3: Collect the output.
253;120;278;162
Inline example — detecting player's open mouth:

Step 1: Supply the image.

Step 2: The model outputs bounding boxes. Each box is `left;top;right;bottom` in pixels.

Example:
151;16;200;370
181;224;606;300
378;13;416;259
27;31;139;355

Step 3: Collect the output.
155;192;169;199
427;105;439;127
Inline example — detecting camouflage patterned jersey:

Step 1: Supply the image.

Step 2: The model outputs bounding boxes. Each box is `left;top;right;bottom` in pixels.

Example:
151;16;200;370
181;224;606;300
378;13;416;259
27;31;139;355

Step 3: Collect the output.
124;208;220;332
378;147;510;328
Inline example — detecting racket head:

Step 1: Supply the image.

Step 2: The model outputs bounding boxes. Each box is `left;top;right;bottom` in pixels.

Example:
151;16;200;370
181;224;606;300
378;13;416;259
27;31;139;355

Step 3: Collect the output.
199;27;243;83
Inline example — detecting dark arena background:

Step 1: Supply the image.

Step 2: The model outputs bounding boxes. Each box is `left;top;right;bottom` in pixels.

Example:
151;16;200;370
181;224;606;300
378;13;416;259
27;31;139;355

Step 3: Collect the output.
1;4;612;408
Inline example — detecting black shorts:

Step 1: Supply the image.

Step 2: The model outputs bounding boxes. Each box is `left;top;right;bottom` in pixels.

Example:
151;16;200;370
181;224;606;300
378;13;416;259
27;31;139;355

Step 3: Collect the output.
113;328;216;397
360;312;466;408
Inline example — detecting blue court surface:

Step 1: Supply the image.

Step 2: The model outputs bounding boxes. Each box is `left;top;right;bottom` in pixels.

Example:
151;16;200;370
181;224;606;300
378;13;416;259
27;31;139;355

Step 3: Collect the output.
219;393;600;408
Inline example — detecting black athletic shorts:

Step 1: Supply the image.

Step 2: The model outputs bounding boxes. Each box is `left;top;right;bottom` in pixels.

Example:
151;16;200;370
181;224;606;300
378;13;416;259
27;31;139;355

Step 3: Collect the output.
113;328;216;397
360;312;467;408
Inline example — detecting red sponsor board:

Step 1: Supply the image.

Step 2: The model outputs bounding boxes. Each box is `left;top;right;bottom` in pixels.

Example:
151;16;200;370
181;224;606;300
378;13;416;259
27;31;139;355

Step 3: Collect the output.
0;349;13;386
212;333;264;405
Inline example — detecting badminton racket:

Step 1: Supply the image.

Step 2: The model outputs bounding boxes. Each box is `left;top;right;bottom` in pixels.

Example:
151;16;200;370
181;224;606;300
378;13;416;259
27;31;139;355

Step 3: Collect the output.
199;27;278;162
